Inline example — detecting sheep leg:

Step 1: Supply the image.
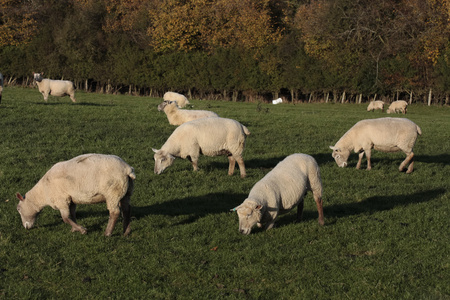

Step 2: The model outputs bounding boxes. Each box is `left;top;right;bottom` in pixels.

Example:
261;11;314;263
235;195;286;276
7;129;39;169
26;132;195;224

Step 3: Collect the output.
236;156;247;178
42;92;49;101
120;196;132;237
365;150;372;170
188;156;199;171
314;194;325;226
356;151;364;169
227;156;236;176
69;93;76;103
296;200;304;222
60;208;87;234
69;202;77;222
104;207;120;236
399;152;415;173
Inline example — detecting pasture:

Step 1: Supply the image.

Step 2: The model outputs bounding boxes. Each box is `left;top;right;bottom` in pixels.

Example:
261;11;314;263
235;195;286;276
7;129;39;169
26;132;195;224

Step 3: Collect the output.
0;87;449;299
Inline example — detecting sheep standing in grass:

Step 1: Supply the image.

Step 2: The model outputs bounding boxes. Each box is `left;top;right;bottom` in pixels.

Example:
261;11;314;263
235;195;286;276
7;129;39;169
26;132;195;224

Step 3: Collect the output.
163;91;190;108
386;100;408;114
367;100;384;112
16;154;135;236
329;118;422;173
33;72;76;103
153;117;250;178
158;100;218;125
231;154;324;235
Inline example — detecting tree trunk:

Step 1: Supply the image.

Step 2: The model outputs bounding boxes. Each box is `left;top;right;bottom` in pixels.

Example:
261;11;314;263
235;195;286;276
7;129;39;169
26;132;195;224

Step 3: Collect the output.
290;89;294;102
428;88;432;106
446;94;449;105
325;92;329;103
373;94;377;101
358;94;362;104
409;91;413;105
341;91;346;103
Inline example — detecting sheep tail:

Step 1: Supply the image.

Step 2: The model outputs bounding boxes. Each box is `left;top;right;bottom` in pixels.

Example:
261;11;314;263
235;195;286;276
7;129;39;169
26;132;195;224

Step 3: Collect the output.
242;125;251;136
128;167;136;180
416;125;422;136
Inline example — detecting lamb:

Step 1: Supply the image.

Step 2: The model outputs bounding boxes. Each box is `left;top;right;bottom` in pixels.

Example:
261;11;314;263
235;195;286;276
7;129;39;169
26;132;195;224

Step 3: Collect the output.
386;100;408;114
16;154;135;236
329;117;422;173
163;91;190;108
33;72;76;103
231;153;324;235
153;117;250;178
158;100;219;125
367;100;384;112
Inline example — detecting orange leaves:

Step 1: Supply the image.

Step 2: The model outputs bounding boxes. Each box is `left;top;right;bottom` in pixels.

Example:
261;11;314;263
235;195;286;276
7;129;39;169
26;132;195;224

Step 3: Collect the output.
0;0;37;46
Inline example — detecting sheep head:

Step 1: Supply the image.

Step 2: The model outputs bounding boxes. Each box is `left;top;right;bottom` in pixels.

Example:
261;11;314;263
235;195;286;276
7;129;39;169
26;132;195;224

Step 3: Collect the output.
33;72;43;82
329;146;350;168
231;199;263;235
16;193;40;229
152;148;175;174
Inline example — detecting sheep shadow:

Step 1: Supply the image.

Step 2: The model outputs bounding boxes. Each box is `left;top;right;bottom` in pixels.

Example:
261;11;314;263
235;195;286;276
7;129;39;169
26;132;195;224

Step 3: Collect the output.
415;154;450;166
276;188;446;227
133;192;247;226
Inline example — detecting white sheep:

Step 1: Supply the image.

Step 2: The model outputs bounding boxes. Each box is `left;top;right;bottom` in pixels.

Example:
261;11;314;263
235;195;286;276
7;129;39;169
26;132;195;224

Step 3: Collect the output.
163;91;190;108
153;117;250;178
33;72;76;103
386;100;408;114
16;154;135;236
367;100;384;112
329;117;422;173
158;100;219;125
231;153;324;235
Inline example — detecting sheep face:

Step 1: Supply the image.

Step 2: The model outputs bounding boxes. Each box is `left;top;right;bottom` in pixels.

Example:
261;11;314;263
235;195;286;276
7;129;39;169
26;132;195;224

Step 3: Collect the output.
152;149;175;174
329;146;350;168
232;200;263;235
157;101;170;112
33;72;43;82
16;193;40;229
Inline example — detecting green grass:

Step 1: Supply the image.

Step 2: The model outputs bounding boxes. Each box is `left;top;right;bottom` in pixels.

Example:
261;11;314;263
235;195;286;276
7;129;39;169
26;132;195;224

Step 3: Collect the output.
0;87;449;299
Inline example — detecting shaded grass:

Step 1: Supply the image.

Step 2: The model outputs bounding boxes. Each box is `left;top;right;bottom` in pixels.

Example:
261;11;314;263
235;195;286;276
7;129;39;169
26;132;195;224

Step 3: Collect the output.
0;87;449;299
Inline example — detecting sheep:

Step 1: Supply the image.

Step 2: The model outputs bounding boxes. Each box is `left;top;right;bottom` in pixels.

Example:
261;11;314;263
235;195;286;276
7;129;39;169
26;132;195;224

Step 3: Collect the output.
329;117;422;173
163;91;190;108
367;100;384;112
231;153;324;235
33;72;76;103
16;154;135;236
386;100;408;114
153;117;250;178
158;100;219;125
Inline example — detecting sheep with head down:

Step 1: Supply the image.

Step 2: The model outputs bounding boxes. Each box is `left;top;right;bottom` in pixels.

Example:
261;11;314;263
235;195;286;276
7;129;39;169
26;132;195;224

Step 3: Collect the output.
386;100;408;114
367;100;384;112
16;154;135;236
158;100;219;126
33;72;76;103
330;117;421;173
153;117;250;178
231;153;324;235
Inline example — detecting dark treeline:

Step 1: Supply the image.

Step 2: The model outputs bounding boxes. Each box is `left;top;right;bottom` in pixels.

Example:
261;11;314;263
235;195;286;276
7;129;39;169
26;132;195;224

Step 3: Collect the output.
0;0;449;104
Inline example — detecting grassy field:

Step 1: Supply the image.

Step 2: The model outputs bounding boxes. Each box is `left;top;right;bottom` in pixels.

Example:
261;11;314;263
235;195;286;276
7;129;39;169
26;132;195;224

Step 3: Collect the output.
0;87;449;299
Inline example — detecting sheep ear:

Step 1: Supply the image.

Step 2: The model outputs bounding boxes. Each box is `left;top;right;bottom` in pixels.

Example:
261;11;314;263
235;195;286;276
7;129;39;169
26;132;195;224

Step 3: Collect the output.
152;148;159;153
329;146;335;150
16;193;25;201
255;205;262;210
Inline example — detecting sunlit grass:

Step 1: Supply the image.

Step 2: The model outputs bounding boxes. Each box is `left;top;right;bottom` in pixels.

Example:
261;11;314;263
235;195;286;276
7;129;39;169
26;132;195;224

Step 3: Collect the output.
0;87;449;299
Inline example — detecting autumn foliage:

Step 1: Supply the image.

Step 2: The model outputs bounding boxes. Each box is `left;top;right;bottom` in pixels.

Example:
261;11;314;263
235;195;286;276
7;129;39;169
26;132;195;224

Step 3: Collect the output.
0;0;449;102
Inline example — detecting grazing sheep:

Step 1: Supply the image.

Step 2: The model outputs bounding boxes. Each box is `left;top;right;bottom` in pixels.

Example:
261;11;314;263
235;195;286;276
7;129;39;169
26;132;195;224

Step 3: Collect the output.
153;117;250;178
163;91;190;108
33;72;76;103
158;101;219;126
16;154;135;236
386;100;408;114
367;100;384;112
231;154;324;235
329;117;422;173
